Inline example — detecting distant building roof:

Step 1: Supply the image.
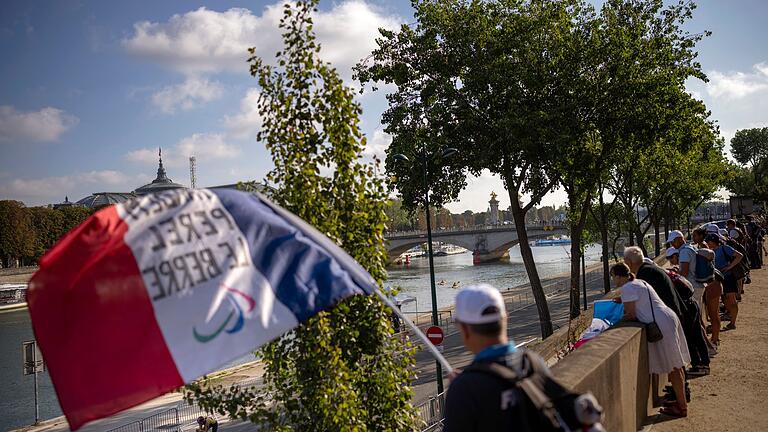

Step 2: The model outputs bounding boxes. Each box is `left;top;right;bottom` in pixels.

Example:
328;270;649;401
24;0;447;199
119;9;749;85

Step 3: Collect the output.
133;148;187;196
76;192;135;209
53;196;76;209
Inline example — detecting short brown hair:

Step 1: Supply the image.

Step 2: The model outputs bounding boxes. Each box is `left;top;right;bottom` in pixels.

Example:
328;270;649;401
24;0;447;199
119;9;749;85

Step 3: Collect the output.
610;262;635;280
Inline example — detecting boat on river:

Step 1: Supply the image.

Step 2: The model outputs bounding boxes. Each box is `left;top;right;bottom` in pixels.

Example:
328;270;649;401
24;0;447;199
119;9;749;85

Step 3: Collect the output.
0;284;27;311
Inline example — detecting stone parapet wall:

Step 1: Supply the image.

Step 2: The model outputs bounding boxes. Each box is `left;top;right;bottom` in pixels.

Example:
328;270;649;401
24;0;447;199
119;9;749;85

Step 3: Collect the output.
551;323;652;432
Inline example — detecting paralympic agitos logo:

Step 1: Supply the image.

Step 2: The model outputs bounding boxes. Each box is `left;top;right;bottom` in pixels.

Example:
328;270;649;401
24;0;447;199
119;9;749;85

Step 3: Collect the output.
194;286;256;343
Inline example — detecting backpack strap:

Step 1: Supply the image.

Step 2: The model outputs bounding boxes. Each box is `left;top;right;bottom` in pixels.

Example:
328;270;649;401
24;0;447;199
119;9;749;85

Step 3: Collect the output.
464;351;571;431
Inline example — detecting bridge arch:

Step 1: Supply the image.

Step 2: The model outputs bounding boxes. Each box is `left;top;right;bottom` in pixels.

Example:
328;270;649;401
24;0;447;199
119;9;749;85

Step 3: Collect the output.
387;238;476;258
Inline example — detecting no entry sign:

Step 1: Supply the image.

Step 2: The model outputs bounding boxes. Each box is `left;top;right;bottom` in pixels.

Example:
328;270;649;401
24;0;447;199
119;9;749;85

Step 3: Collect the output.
426;326;444;345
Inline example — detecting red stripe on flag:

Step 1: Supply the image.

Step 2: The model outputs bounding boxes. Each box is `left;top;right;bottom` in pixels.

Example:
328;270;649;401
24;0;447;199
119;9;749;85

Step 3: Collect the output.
28;206;183;430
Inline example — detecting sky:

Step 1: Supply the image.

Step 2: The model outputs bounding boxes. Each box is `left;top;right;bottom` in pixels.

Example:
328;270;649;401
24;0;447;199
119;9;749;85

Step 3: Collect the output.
0;0;766;214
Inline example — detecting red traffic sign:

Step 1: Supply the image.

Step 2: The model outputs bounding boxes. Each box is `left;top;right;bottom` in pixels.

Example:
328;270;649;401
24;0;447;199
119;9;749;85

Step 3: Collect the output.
426;326;444;345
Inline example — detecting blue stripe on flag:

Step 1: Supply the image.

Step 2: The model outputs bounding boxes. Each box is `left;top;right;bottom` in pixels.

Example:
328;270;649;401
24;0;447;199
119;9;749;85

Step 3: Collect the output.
210;188;376;323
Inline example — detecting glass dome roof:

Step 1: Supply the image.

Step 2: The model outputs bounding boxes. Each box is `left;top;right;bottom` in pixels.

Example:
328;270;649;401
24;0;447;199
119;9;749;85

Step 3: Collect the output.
133;148;187;196
75;192;136;208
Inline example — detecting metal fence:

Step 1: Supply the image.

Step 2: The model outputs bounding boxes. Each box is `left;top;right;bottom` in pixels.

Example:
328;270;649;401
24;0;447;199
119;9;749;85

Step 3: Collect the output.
415;391;445;432
106;377;262;432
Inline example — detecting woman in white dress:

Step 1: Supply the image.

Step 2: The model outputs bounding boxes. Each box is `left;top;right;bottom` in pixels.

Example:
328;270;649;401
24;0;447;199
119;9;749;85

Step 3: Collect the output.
611;263;691;417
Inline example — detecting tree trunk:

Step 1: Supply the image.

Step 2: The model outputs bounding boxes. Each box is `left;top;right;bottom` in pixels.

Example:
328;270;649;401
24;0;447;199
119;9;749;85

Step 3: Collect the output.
654;217;661;258
568;193;592;319
507;188;553;339
598;193;611;294
634;224;647;256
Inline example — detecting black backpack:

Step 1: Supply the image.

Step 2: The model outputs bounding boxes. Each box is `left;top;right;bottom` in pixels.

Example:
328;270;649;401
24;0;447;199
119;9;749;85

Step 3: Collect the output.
463;351;603;431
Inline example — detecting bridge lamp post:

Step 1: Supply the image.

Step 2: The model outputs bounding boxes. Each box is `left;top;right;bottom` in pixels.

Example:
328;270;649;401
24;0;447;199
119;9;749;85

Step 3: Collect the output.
393;147;458;396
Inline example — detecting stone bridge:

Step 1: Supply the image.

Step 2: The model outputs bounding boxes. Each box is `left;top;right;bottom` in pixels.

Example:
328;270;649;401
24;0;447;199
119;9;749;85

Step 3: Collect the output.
384;223;569;263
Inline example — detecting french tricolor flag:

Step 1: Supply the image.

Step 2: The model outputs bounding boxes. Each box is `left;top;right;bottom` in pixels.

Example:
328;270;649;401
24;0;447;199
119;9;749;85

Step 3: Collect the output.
27;188;378;430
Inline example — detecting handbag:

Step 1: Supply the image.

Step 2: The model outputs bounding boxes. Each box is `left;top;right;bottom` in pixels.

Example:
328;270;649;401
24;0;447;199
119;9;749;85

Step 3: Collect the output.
724;246;748;280
644;283;664;343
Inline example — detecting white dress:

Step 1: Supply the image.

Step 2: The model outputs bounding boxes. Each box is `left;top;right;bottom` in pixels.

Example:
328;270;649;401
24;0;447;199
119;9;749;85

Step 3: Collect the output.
620;279;691;374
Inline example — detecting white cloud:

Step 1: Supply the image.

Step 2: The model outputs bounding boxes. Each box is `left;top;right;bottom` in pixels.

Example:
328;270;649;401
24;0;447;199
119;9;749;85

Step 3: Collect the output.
364;128;391;157
224;88;262;139
0;105;78;142
126;133;240;168
151;77;224;113
706;62;768;99
123;2;402;78
0;170;131;202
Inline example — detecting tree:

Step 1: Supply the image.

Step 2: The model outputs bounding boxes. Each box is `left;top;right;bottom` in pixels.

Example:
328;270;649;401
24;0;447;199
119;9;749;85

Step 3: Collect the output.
731;127;768;169
184;2;417;430
384;198;416;231
731;127;768;197
0;201;35;267
28;207;64;260
356;0;593;338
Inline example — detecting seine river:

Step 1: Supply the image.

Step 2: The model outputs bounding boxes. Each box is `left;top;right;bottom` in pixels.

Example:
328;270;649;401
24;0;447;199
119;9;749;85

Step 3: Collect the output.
0;243;600;431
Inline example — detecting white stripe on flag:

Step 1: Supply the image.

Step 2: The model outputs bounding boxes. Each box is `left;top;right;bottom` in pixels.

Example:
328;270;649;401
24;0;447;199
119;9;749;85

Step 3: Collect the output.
117;190;298;382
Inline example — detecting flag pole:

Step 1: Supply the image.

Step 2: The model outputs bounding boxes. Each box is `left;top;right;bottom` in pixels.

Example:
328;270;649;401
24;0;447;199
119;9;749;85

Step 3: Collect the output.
374;289;454;375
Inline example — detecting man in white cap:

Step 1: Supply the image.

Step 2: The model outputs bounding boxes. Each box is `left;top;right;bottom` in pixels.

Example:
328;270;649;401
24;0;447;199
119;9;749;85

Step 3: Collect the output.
668;230;701;291
444;284;521;431
441;285;541;430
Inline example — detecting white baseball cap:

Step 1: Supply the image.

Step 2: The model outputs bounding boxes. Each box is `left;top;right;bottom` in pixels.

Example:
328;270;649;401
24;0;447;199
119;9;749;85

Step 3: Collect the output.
706;224;720;233
666;247;678;258
454;284;507;324
666;230;684;243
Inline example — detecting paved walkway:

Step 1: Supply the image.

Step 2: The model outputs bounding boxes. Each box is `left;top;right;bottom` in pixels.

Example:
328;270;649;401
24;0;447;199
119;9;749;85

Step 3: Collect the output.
645;264;768;431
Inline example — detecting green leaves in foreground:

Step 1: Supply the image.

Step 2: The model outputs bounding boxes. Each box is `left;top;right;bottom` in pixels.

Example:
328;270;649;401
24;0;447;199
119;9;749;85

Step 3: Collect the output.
184;1;417;431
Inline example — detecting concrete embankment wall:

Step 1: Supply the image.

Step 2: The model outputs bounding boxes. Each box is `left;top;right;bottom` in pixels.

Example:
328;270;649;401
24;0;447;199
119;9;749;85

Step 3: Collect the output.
551;323;652;432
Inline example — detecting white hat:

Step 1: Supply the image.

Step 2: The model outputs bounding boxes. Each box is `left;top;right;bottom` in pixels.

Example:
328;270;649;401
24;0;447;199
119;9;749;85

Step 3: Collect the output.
455;284;507;324
706;224;720;233
666;230;684;243
666;247;678;258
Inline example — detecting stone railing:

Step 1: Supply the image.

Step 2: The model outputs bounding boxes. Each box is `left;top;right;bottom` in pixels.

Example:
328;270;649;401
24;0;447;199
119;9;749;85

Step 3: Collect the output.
551;322;653;432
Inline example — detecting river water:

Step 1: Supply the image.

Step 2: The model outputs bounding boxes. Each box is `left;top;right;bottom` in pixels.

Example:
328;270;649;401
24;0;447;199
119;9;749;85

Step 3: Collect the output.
0;243;600;431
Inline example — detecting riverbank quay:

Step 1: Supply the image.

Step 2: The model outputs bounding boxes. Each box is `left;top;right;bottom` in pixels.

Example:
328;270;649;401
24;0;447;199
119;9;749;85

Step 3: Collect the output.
0;267;36;285
642;264;768;431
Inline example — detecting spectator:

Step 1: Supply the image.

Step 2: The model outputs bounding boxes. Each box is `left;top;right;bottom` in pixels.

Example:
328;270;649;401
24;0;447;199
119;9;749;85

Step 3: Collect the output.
666;247;679;271
611;263;690;417
727;219;747;246
665;269;711;376
631;246;709;375
624;246;685;322
691;227;708;249
443;284;603;431
746;215;764;268
667;231;702;294
705;233;743;330
443;284;528;430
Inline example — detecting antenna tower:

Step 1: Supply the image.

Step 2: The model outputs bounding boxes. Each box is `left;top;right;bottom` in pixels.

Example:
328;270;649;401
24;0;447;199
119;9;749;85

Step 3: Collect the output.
189;156;197;189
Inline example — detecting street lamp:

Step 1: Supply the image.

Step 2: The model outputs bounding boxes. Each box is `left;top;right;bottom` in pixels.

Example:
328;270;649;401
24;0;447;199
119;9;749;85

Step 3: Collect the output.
394;147;458;396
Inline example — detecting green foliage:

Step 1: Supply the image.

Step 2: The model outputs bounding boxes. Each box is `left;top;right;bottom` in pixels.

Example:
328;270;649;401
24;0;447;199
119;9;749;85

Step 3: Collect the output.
728;127;768;201
0;202;94;265
731;127;768;168
0;200;36;266
184;1;417;430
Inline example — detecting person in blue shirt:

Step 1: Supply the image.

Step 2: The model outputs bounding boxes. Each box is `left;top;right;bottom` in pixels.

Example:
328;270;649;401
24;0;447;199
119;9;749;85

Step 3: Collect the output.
705;234;743;330
443;284;603;431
